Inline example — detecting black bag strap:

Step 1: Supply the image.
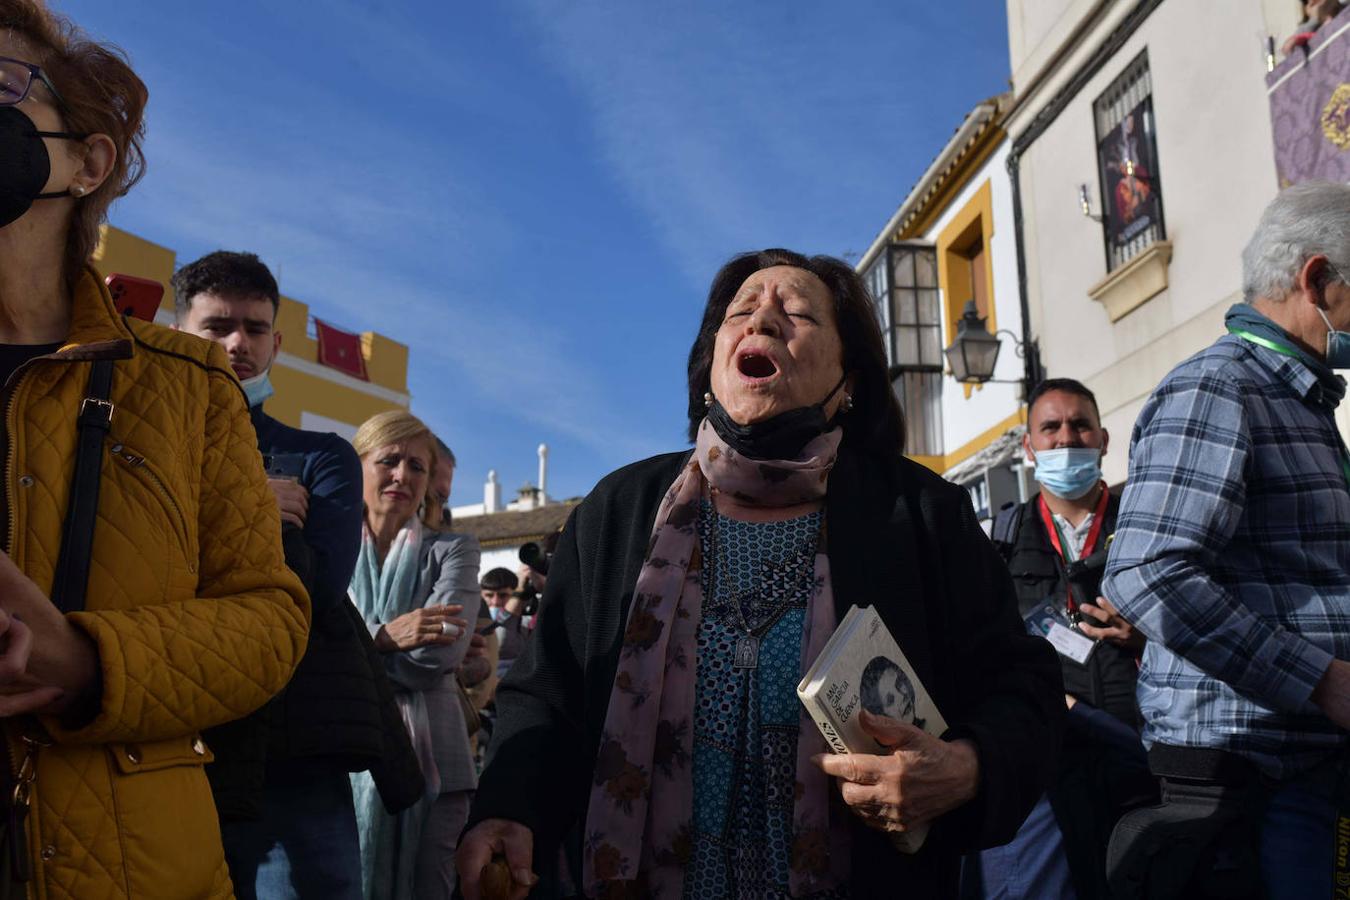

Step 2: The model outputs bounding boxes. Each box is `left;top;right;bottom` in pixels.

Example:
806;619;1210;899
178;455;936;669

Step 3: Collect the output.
50;359;114;614
990;501;1021;559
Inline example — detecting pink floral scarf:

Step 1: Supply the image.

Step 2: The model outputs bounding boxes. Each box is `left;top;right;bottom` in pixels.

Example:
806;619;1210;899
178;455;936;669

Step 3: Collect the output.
583;418;850;898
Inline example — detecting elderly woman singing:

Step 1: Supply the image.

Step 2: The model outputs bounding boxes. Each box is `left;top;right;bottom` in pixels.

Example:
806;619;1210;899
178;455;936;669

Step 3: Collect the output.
459;250;1063;899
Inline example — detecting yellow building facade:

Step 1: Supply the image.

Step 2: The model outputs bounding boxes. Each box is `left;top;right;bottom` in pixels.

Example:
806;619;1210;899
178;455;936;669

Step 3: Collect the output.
92;225;410;438
857;95;1033;521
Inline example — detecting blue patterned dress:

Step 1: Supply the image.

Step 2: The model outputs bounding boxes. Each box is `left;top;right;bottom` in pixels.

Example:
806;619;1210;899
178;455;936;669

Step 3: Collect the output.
684;502;847;900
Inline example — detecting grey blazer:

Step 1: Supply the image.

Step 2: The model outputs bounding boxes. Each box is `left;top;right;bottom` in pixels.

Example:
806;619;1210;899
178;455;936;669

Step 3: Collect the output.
368;531;482;794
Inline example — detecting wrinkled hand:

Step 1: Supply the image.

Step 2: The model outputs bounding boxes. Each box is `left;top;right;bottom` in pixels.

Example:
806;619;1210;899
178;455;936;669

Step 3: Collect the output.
813;710;979;833
375;605;466;652
0;552;98;716
457;818;537;900
1076;596;1145;653
268;478;310;529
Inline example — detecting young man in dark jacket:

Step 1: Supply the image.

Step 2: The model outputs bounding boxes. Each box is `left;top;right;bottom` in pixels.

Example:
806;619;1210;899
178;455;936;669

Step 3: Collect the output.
970;379;1154;900
175;251;423;899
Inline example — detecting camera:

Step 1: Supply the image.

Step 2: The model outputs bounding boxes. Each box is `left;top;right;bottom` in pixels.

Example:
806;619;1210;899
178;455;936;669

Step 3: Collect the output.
519;541;551;576
1065;546;1110;627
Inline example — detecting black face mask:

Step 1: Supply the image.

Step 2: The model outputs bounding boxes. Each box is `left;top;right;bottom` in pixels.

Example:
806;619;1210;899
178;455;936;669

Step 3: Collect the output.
706;373;849;460
0;106;84;228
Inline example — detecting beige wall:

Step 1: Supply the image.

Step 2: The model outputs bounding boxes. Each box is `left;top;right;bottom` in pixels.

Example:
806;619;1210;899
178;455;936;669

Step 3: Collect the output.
1008;0;1291;484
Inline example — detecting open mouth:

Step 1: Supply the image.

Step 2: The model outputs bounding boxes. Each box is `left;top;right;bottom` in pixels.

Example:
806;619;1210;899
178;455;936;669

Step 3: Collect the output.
737;352;779;380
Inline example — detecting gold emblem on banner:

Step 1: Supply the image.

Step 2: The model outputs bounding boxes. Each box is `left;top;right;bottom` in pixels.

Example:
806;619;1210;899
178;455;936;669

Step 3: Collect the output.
1322;83;1350;149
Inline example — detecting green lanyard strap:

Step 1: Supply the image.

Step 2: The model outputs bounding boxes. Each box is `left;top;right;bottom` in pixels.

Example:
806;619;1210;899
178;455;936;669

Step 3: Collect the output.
1228;327;1302;359
1230;328;1350;489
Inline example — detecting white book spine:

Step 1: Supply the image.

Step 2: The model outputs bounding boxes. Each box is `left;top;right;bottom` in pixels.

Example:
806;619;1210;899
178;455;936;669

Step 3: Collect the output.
801;694;849;755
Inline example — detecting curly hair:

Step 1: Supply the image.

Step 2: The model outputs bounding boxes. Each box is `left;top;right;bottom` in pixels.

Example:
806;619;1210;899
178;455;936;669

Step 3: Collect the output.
0;0;148;288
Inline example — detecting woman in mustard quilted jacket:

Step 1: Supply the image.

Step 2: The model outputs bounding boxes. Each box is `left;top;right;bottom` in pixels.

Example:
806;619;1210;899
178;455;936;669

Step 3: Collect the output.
0;3;310;898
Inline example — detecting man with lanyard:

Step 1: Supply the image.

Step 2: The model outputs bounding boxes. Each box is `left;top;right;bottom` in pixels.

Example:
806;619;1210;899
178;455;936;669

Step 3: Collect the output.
174;251;424;899
1104;183;1350;900
972;378;1152;900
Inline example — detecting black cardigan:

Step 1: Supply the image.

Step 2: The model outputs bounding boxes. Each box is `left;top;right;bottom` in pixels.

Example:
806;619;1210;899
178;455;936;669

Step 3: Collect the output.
469;447;1064;898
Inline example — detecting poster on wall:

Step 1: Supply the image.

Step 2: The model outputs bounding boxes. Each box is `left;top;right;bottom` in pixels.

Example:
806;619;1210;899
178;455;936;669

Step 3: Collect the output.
1267;5;1350;186
1096;97;1164;253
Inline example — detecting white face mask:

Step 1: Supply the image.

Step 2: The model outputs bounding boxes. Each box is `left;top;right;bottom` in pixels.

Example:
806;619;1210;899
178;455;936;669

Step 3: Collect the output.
240;371;275;408
1029;447;1103;500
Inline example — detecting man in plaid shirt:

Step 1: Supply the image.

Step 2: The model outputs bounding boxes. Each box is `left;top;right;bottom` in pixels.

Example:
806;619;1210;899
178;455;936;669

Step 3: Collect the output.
1103;183;1350;899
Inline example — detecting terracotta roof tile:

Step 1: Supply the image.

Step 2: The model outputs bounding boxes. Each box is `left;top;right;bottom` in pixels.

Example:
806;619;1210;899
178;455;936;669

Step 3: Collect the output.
452;501;581;548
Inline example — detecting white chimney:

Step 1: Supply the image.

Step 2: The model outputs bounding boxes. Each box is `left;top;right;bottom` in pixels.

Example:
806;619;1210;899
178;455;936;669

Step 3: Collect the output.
485;469;502;514
537;444;549;504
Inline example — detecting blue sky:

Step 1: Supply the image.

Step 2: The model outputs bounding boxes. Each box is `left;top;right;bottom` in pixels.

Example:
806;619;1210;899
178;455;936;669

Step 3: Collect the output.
55;0;1011;503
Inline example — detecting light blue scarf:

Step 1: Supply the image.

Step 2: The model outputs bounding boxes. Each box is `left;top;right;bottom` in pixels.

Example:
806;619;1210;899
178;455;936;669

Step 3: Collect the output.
348;519;440;900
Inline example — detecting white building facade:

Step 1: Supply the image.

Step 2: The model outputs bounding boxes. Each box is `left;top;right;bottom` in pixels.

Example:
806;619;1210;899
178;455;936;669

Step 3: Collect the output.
1003;0;1328;484
857;95;1035;521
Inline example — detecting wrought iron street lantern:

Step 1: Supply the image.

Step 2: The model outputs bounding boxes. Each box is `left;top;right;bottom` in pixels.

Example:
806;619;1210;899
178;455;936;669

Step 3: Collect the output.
943;301;1003;383
942;300;1044;396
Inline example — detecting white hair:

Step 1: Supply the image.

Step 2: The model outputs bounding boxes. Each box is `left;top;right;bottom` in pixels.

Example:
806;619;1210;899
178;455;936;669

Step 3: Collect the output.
1241;181;1350;303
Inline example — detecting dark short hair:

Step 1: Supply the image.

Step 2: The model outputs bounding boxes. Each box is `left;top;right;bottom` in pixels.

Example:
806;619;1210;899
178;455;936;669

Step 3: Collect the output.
685;249;904;455
1027;378;1101;423
433;436;457;469
171;251;280;321
480;567;518;591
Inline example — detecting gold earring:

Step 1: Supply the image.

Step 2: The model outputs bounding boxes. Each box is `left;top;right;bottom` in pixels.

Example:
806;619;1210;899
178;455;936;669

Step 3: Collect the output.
70;185;85;197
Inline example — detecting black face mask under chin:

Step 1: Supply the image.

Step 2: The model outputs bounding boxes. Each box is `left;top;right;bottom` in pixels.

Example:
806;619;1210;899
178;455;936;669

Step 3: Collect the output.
0;105;85;229
706;374;849;461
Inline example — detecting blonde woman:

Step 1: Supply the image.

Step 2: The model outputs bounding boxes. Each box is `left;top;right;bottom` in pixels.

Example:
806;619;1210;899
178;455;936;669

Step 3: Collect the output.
349;411;482;899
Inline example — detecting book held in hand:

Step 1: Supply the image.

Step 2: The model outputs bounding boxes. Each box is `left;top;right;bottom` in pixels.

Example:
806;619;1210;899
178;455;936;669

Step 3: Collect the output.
797;604;948;853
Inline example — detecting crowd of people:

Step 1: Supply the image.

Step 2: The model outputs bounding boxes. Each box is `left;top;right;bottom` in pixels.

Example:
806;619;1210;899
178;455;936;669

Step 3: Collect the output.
0;1;1348;898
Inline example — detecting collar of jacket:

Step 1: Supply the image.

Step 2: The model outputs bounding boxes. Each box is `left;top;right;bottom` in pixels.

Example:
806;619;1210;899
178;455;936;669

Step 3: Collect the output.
49;267;135;363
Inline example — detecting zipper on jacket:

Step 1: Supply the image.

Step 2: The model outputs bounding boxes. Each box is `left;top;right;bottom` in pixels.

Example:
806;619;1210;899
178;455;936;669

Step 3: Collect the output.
0;351;123;885
109;443;192;558
0;369;27;857
3;369;24;561
8;732;49;883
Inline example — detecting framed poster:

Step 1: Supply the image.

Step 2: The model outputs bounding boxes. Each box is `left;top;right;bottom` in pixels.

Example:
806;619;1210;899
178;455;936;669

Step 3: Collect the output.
1096;95;1165;265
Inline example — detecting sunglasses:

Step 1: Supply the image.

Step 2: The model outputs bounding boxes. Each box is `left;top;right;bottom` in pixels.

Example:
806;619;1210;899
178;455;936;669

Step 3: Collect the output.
0;56;68;108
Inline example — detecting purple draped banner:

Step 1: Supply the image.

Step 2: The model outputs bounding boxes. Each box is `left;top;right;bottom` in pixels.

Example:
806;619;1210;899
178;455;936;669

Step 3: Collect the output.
1268;7;1350;186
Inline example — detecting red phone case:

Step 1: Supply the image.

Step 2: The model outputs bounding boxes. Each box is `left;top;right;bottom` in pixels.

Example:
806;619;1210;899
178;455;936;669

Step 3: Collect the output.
104;274;164;322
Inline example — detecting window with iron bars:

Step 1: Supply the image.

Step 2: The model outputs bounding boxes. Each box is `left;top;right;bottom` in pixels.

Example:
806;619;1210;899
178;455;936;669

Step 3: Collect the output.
863;243;943;457
1093;51;1166;273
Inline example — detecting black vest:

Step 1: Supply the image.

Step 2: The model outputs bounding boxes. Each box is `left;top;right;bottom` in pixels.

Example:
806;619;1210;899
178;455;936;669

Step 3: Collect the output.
995;494;1140;727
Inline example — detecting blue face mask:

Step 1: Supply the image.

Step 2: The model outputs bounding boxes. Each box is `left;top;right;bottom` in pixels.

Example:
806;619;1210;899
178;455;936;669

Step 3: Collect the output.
1315;304;1350;370
1031;447;1102;500
240;371;275;408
